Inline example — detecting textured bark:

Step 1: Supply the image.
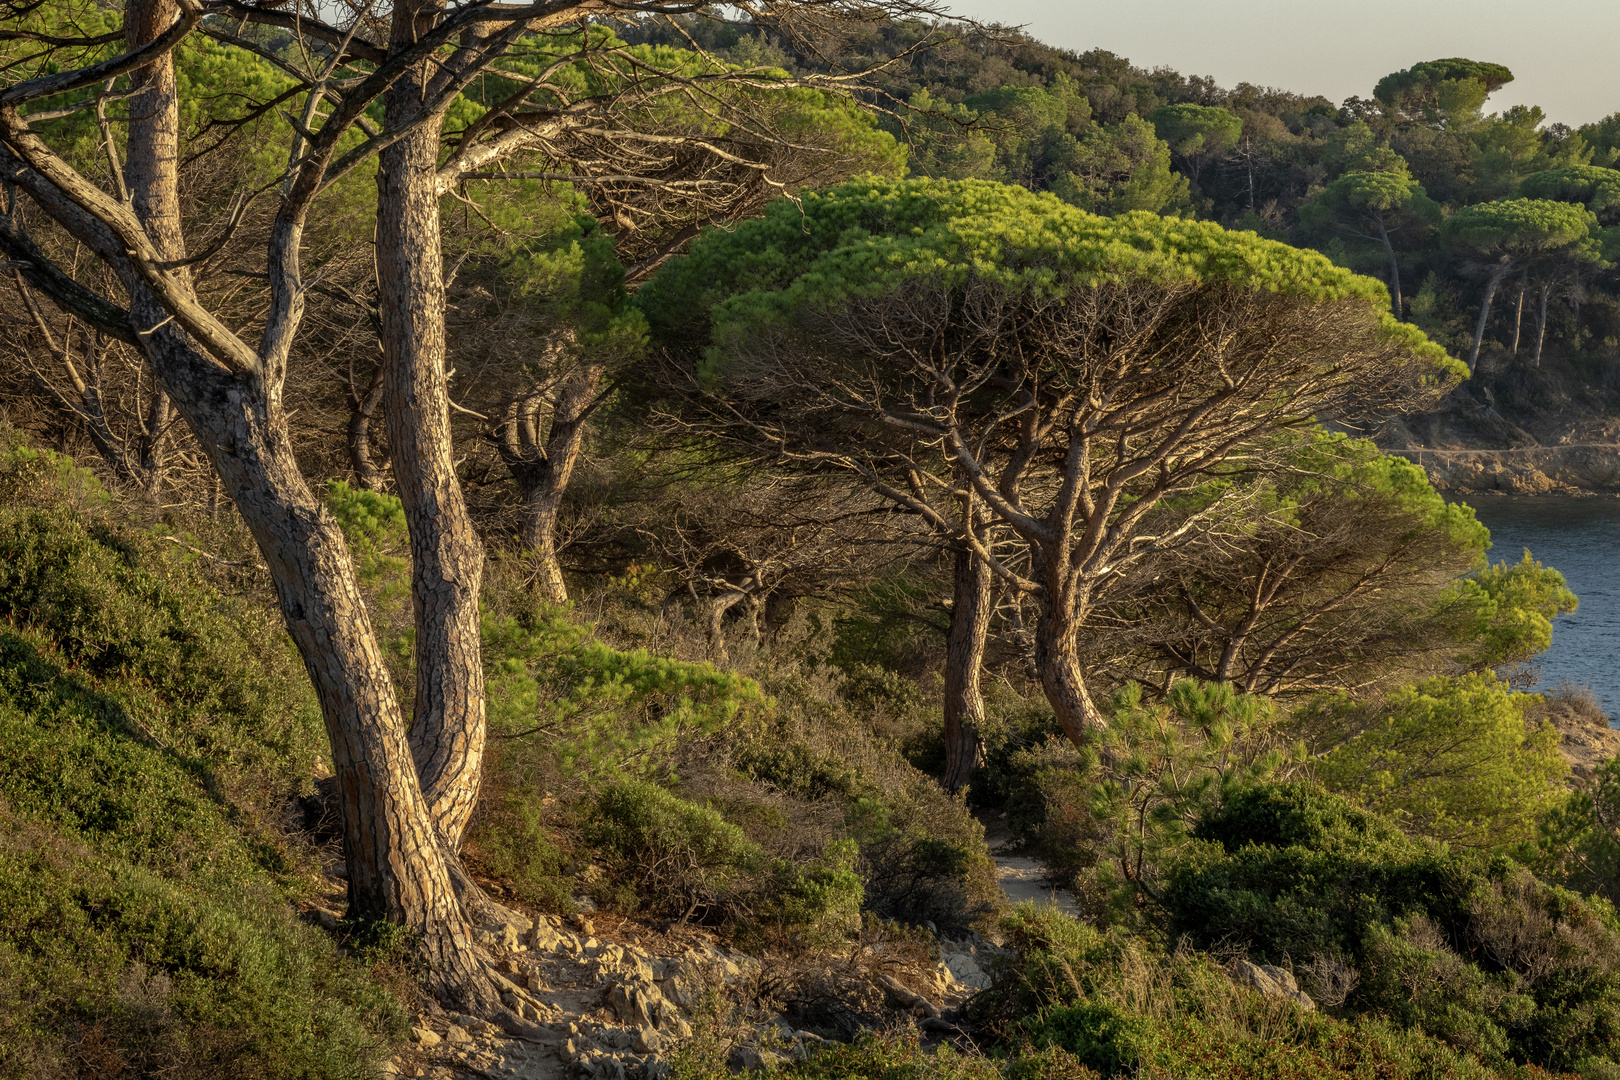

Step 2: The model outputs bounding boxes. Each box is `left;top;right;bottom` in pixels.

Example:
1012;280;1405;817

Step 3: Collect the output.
348;364;388;490
1533;281;1551;368
378;0;487;851
497;356;605;605
1033;602;1107;751
1469;261;1511;373
52;0;494;1010
1511;277;1526;354
120;0;179;498
941;541;991;792
1376;214;1402;321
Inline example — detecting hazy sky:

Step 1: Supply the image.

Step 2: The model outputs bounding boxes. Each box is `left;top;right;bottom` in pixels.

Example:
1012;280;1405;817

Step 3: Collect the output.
941;0;1620;128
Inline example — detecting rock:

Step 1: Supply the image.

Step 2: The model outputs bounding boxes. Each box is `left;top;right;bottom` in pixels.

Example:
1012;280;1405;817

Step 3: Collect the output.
633;1026;662;1054
608;979;683;1032
411;1025;442;1047
1232;959;1315;1011
444;1023;474;1044
529;921;562;952
574;1050;627;1080
941;951;993;990
728;1045;783;1071
643;1055;672;1080
571;913;596;936
876;973;940;1019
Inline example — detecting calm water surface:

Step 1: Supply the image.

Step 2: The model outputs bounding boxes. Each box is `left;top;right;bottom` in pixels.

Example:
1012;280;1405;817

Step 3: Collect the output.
1462;495;1620;718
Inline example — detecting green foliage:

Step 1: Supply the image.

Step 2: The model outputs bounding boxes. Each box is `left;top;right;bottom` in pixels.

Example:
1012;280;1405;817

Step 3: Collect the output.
325;481;410;587
0;814;404;1079
582;780;863;947
584;778;762;917
1517;165;1620;225
900;88;999;181
1049;115;1191;217
1375;58;1515;126
1015;682;1291;925
976;904;1516;1080
723;1030;1098;1080
1300;167;1439;238
482;611;768;776
465;787;575;913
1453;551;1579;671
1015;1000;1155;1075
1441;198;1604;265
1538;755;1620;912
1314;674;1567;848
0;463;402;1077
0;507;325;825
636;177;1459;382
1146;104;1243;167
1164;783;1620;1072
0;438;112;513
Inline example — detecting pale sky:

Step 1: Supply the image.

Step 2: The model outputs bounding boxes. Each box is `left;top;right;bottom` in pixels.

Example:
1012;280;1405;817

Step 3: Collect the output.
942;0;1620;128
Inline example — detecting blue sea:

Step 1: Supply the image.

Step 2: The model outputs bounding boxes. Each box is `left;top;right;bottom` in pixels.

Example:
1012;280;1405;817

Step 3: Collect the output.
1462;495;1620;719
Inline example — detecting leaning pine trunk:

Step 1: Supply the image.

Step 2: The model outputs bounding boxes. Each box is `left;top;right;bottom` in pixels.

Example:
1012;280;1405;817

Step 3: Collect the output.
516;361;604;605
1468;261;1512;373
1376;214;1402;320
1511;275;1526;354
1533;281;1551;368
378;0;487;851
1033;601;1109;752
942;541;992;792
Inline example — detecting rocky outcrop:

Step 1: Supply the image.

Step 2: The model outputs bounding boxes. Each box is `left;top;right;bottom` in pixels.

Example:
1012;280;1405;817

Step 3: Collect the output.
1540;695;1620;788
383;908;1001;1080
1231;959;1315;1011
1396;445;1620;495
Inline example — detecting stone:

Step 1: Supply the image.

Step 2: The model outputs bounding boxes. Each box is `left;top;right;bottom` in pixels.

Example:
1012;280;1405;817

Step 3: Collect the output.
942;951;993;990
571;913;596;936
444;1023;474;1044
607;979;681;1031
633;1026;662;1054
411;1025;442;1047
1232;959;1315;1011
728;1046;784;1071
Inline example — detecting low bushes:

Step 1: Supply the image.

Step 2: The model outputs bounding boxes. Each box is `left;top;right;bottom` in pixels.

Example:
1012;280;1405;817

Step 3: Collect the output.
1165;783;1620;1072
0;461;405;1077
969;905;1543;1080
581;778;864;952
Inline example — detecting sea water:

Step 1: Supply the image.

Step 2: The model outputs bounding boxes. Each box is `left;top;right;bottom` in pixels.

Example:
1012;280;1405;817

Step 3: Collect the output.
1462;495;1620;719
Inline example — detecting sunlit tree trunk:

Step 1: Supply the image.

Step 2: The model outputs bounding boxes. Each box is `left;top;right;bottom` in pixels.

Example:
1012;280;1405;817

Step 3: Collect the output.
1533;280;1551;368
942;539;991;792
496;354;605;605
108;0;494;1009
1511;274;1526;354
377;0;487;850
1469;260;1512;373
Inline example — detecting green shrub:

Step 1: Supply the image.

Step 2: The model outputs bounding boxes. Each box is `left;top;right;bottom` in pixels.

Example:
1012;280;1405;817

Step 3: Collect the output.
484;612;768;777
1165;783;1620;1071
464;784;576;913
0;814;404;1079
971;904;1523;1079
1313;673;1566;848
1016;1000;1156;1075
748;839;865;953
0;474;404;1076
1011;681;1292;927
584;778;764;919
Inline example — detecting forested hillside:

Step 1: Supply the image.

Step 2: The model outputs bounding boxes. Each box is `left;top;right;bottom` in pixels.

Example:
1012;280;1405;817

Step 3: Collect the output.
4;2;1620;1079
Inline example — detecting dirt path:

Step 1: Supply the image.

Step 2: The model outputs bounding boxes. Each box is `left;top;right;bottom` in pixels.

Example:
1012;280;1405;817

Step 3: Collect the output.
981;815;1080;918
